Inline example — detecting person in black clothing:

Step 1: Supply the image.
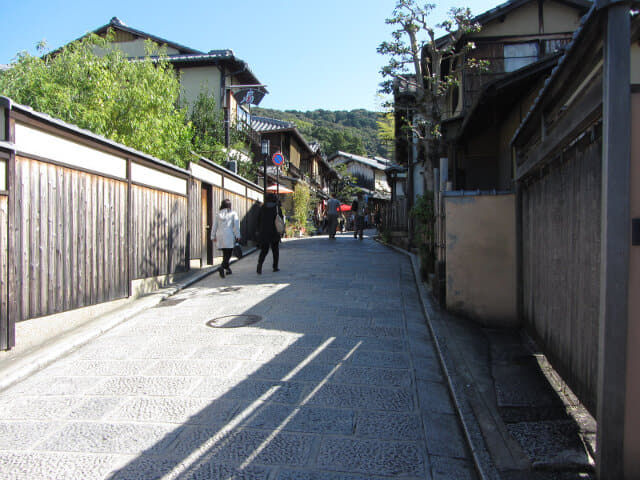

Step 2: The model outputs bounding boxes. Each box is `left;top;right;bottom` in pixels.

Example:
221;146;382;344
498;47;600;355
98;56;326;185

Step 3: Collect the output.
256;193;283;274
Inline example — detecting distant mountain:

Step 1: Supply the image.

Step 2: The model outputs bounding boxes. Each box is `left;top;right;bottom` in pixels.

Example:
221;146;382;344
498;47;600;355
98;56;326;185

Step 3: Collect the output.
252;107;390;159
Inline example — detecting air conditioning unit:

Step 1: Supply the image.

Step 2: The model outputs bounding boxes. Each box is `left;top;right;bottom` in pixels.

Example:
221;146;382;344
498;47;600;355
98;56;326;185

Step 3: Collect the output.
227;160;238;173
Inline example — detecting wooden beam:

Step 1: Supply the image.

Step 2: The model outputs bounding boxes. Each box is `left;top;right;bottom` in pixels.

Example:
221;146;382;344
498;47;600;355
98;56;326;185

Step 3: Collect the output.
596;1;631;478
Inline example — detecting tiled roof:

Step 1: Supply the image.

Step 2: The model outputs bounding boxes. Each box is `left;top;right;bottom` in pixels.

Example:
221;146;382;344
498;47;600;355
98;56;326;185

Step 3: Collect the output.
329;151;395;171
251;116;295;133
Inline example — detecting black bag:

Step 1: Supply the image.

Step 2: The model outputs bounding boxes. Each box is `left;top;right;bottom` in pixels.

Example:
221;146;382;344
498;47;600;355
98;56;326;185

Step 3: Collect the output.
233;242;243;259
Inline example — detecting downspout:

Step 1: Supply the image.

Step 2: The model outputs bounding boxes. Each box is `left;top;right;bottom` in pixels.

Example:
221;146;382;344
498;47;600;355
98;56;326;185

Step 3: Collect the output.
595;1;631;479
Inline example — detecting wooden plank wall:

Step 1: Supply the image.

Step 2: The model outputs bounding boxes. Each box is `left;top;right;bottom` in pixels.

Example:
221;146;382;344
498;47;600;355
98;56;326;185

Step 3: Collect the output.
188;179;202;261
131;185;188;279
0;195;8;349
521;131;602;413
13;156;129;322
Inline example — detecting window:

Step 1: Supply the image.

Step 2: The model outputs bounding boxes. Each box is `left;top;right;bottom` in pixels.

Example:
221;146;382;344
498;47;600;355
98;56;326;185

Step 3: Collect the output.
504;42;539;72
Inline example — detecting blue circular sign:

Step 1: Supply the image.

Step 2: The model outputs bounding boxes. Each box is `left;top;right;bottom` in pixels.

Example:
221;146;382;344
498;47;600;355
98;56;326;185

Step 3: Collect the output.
272;152;284;166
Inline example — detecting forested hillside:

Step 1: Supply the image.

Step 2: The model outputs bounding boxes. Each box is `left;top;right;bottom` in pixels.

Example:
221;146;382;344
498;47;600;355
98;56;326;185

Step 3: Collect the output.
252;107;391;159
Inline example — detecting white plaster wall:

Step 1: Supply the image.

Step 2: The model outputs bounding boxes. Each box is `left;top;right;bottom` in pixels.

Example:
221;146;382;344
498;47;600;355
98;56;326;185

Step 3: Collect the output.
14;123;127;179
0;159;5;190
224;178;245;196
190;162;222;187
131;162;186;195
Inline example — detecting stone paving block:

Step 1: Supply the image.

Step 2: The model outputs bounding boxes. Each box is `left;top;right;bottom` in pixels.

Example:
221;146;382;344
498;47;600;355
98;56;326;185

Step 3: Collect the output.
45;359;151;377
75;342;153;360
0;396;76;420
417;379;455;414
255;346;352;365
330;365;412;388
233;361;334;383
191;378;307;404
423;412;470;459
138;342;200;359
89;376;201;396
341;325;405;338
350;350;410;369
144;359;237;377
0;421;60;450
35;422;176;454
192;344;262;361
305;383;414;411
413;355;445;382
3;376;104;396
355;411;423;440
331;336;407;352
164;426;314;466
317;437;425;477
275;470;402;480
0;452;120;480
66;397;123;420
246;404;355;435
176;462;272;480
430;455;477;480
108;397;225;424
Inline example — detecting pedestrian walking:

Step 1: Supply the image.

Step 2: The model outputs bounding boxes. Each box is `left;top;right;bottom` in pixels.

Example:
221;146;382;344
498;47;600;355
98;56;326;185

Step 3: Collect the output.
257;193;283;274
211;198;240;278
326;193;340;239
352;191;367;240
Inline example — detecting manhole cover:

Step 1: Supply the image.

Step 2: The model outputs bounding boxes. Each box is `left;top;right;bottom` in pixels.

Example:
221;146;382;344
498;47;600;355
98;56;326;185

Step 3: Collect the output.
206;315;262;328
155;298;186;307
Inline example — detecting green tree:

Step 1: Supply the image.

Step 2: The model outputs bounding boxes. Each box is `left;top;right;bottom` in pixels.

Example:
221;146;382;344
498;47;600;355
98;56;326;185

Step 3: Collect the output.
334;164;360;204
377;111;395;159
0;33;193;167
291;182;312;233
378;0;485;190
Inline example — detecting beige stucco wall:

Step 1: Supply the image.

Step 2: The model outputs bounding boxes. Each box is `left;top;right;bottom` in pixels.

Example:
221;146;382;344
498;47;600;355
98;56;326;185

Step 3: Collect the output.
93;39;180;58
445;193;517;327
631;43;640;84
179;66;222;110
474;1;581;38
624;92;640;479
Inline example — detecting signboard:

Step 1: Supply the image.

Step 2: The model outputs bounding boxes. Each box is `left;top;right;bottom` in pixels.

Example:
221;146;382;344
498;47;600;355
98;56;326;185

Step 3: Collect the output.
272;152;284;166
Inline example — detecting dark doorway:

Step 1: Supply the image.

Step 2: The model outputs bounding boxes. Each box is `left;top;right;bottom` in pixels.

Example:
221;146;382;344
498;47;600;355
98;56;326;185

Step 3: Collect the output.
201;184;213;265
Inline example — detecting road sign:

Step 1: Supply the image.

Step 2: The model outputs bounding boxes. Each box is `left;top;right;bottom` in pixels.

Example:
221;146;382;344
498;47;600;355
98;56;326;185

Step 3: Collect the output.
272;152;284;166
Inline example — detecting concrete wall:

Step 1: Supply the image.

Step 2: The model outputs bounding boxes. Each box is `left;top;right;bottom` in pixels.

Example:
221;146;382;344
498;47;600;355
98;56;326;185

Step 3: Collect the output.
445;193;517;327
624;90;640;478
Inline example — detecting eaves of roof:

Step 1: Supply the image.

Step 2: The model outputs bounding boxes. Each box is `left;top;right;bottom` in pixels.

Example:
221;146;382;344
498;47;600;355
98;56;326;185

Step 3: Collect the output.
456;52;562;141
328;151;396;171
251;116;315;156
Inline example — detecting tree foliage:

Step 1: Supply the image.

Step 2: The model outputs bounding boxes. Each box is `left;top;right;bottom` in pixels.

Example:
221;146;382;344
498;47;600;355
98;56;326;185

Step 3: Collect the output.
253;107;389;158
0;33;194;167
333;163;360;204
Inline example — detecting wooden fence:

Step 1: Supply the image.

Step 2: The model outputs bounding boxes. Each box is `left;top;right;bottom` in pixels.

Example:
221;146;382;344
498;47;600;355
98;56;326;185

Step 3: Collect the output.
0;98;263;351
519;128;602;412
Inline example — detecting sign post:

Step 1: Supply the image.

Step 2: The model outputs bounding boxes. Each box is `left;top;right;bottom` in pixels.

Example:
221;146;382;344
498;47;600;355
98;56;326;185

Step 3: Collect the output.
272;152;284;197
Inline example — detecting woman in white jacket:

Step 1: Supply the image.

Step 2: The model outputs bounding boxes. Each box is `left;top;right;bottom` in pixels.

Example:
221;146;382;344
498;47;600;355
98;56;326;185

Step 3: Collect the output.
211;199;240;278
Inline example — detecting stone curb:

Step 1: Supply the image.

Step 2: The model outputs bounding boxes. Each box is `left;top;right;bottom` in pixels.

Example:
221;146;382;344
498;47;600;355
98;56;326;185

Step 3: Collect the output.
0;248;257;393
376;239;501;480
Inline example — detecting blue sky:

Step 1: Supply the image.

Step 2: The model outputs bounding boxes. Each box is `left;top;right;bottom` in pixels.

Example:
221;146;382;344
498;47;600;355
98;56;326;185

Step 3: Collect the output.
1;0;500;112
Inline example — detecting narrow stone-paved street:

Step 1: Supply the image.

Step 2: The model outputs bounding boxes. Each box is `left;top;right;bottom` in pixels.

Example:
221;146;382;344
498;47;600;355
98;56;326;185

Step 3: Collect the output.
0;232;476;479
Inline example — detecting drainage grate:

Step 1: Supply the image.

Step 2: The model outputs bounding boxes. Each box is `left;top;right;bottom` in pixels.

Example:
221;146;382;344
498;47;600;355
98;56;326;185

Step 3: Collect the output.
206;315;263;328
155;298;186;307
